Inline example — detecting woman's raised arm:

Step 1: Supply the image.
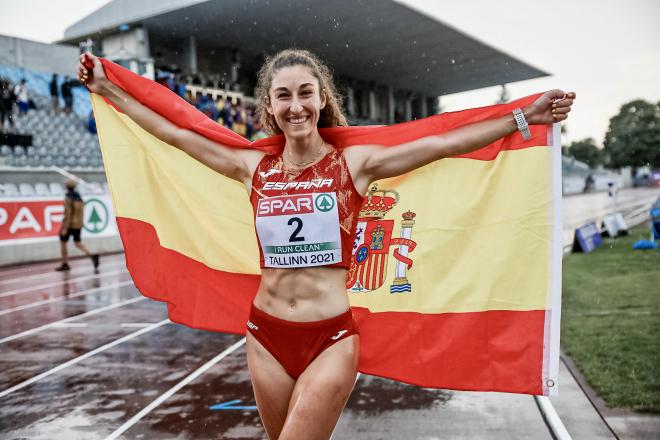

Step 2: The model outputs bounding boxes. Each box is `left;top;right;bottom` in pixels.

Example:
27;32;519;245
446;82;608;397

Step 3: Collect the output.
344;90;575;194
77;53;264;189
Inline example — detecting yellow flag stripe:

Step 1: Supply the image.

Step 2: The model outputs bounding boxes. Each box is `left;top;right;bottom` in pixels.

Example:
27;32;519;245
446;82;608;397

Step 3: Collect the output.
95;94;554;313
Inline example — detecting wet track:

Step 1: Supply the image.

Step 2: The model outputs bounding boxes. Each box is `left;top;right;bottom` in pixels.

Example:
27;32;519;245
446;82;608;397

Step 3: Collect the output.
2;187;657;439
0;254;559;440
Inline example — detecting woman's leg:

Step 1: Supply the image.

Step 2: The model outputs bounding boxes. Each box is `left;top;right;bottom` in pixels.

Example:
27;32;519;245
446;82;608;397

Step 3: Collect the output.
278;335;360;440
246;332;296;439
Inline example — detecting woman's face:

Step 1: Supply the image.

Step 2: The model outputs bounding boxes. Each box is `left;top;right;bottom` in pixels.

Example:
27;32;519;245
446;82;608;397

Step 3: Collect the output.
267;65;326;141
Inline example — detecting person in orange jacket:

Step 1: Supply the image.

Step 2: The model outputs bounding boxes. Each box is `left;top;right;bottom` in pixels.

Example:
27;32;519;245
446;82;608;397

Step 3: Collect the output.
55;179;99;271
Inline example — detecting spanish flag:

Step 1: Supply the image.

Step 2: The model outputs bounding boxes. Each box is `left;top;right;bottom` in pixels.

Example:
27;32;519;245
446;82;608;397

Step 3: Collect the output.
93;59;562;396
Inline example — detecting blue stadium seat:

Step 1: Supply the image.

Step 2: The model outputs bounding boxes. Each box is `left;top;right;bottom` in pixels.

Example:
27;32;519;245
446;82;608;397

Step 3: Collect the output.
54;155;67;167
14;156;28;167
35;182;51;196
49;182;65;195
1;183;20;197
19;183;35;196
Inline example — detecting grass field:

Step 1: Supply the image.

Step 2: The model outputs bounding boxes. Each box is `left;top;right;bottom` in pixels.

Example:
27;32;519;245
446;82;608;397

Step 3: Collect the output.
561;224;659;413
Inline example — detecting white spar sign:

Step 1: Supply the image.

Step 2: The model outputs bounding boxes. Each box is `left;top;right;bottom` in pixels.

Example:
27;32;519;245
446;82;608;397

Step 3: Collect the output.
0;195;118;243
0;200;64;234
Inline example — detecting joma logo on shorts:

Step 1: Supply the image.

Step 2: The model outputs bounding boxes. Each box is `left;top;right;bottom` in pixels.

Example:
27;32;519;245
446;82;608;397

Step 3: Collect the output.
263;179;333;191
247;321;258;330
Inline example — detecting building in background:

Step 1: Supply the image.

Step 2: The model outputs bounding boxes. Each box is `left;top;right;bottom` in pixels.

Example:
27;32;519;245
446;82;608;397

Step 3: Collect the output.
59;0;546;124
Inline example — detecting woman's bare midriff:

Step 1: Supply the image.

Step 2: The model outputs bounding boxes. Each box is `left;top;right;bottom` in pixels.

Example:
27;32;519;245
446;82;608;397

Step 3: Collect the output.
253;266;350;322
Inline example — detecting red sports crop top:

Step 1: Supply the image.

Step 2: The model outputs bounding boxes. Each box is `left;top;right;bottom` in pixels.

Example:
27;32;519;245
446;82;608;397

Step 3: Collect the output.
250;148;364;269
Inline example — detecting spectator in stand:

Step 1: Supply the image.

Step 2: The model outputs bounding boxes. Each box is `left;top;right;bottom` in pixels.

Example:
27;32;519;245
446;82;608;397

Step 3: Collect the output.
220;99;234;129
246;110;254;140
215;96;226;121
198;93;218;120
251;118;269;140
50;73;60;112
61;76;75;113
13;79;29;116
176;77;187;98
87;111;97;134
55;179;100;272
233;99;247;137
0;78;15;132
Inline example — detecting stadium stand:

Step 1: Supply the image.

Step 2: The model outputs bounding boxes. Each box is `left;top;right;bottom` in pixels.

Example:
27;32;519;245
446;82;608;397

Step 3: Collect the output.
0;64;102;172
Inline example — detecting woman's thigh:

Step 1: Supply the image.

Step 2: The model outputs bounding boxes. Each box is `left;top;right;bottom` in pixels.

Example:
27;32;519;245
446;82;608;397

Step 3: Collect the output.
246;333;296;439
279;335;360;440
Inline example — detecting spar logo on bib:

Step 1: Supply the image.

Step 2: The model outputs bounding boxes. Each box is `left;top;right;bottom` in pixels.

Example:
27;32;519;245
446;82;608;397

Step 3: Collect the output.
315;193;334;212
257;194;314;217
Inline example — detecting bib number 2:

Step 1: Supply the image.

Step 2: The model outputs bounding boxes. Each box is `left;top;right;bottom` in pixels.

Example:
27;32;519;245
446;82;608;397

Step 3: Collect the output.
288;217;305;242
255;192;342;268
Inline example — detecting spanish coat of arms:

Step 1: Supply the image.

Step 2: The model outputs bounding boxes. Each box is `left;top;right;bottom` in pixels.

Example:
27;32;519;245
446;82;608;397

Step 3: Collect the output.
347;184;418;293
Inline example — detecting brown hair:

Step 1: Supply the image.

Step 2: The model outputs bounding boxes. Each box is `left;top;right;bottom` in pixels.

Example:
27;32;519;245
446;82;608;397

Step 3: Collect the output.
255;49;347;135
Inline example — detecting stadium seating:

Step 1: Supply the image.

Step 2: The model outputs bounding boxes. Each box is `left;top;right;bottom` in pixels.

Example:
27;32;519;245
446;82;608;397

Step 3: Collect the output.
1;65;101;171
1;183;20;197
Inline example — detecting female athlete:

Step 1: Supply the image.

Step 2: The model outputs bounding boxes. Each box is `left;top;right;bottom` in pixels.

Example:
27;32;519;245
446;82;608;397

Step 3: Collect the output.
78;49;574;440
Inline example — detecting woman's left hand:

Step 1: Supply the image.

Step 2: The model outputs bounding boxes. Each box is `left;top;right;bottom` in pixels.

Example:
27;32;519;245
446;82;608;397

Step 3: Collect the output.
523;90;576;125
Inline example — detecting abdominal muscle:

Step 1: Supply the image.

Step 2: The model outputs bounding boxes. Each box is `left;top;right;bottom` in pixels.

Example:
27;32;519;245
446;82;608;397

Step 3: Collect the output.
253;266;351;322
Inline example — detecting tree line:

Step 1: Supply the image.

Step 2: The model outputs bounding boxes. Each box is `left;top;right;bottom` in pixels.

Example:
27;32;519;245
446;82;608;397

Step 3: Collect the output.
565;99;660;169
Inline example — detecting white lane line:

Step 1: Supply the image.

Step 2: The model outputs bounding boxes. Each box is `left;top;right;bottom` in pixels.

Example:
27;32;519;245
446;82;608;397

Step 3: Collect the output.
0;319;170;399
104;337;247;440
0;296;145;345
534;395;573;440
0;269;129;298
52;323;88;328
0;280;135;316
0;256;125;279
0;261;127;286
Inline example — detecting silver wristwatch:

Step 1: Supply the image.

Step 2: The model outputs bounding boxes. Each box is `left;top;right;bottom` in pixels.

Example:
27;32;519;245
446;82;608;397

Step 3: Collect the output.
512;108;531;140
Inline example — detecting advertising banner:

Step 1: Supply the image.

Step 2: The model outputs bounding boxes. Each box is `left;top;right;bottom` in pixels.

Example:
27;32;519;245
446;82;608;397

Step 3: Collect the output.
0;195;118;245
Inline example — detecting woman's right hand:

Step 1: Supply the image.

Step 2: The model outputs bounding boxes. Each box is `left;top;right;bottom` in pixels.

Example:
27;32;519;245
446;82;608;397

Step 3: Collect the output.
77;52;109;95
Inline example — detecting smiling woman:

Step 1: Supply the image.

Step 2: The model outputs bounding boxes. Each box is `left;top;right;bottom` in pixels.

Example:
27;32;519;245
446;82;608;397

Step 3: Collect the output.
78;47;574;439
255;49;347;137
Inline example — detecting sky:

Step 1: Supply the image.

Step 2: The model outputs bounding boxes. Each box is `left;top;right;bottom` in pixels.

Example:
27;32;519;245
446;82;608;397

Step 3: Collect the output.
2;0;659;146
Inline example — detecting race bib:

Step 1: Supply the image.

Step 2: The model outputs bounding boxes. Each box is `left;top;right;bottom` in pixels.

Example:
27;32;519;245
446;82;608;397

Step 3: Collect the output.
255;192;341;268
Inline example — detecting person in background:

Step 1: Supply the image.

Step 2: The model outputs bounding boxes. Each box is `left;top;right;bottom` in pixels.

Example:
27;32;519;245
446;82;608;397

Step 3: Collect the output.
0;78;15;132
198;93;218;120
61;76;74;113
87;110;97;134
13;79;29;116
220;98;234;129
55;179;100;272
50;73;60;112
232;99;248;137
246;110;254;140
177;78;187;98
250;118;269;141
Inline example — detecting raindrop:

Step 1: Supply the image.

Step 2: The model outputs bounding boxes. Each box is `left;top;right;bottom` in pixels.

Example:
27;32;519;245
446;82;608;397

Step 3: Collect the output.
451;59;455;64
345;43;349;48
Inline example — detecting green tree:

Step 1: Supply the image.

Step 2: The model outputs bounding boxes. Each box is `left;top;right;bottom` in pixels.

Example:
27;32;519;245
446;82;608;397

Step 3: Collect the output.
567;138;604;167
604;100;660;168
88;206;102;232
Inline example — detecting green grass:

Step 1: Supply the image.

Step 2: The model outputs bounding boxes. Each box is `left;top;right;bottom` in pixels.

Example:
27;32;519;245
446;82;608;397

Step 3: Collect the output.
561;225;660;413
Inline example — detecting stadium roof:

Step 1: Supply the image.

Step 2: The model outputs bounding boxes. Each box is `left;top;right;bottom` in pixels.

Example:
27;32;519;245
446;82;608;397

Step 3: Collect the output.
62;0;548;96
